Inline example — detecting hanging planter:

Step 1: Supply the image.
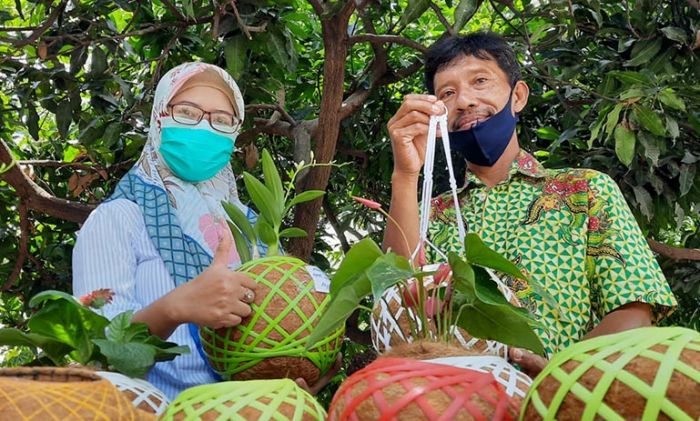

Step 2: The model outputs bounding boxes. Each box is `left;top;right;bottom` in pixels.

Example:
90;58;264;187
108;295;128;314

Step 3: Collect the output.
202;150;343;386
328;357;519;420
522;326;700;420
95;371;169;415
160;378;327;420
0;366;154;420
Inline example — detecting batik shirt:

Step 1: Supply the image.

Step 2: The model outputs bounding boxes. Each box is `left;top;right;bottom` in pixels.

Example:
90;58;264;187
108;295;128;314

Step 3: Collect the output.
428;150;677;356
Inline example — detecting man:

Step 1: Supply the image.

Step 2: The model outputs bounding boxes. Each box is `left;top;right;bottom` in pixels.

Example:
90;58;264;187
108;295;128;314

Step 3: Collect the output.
383;32;676;376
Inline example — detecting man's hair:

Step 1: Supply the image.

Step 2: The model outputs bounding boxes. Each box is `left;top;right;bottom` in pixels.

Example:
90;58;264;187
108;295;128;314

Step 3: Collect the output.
424;32;522;94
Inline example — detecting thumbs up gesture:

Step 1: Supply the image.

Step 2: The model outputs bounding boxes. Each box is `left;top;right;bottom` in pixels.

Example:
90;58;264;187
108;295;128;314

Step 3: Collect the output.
168;232;258;329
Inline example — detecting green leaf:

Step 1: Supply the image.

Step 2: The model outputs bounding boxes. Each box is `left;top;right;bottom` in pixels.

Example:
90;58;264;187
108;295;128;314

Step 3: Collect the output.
633;105;666;137
181;0;195;19
679;164;696;197
632;185;653;219
330;237;383;296
365;253;413;303
464;233;525;280
536;126;560;141
666;116;679;140
223;36;246;79
256;218;278;251
587;111;606;148
285;190;325;211
604;103;624;140
454;0;480;29
56;100;73;139
608;71;652;86
228;221;252;263
449;252;477;303
29;290;78;307
26;103;40;140
660;27;688;44
304;279;368;349
93;340;156;377
399;0;430;28
261;149;284;208
454;301;545;356
614;124;636;167
243;172;280;225
279;227;308;238
658;88;686;111
0;328;71;364
222;201;255;243
90;46;108;75
624;38;662;67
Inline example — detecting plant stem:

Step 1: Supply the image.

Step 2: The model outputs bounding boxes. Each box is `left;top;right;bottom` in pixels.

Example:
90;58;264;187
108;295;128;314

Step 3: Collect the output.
378;208;415;269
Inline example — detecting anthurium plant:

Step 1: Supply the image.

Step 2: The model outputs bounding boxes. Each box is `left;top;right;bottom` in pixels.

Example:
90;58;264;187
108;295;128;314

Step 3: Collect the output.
306;197;557;357
0;289;189;377
222;149;327;261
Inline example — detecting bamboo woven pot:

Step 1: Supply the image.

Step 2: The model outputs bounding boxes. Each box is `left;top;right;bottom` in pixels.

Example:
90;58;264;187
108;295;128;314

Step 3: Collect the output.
96;371;169;415
160;378;326;420
0;366;154;420
522;326;700;421
328;357;519;420
200;256;344;386
370;268;520;357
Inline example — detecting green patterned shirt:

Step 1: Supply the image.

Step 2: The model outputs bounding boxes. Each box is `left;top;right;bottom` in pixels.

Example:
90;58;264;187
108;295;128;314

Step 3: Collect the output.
428;150;677;356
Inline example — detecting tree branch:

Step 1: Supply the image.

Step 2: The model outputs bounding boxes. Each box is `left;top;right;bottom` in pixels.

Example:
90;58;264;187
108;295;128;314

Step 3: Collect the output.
307;0;325;16
348;34;428;53
428;1;456;36
0;0;68;47
5;201;29;290
0;139;95;223
648;238;700;261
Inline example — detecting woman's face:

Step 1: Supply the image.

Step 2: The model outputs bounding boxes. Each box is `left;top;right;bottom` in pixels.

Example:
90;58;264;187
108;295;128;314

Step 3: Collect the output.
169;85;235;116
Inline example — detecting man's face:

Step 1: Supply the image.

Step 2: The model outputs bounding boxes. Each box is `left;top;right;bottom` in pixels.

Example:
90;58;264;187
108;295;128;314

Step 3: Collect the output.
433;54;516;132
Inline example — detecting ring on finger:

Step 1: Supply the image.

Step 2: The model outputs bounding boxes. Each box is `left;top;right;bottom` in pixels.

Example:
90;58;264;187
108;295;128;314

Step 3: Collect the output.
242;288;255;304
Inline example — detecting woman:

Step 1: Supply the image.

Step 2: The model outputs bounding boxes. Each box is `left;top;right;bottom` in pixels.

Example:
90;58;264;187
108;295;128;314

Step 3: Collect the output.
73;63;262;399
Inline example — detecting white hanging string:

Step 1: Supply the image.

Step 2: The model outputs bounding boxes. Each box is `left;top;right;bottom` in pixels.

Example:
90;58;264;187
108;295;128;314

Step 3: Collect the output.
412;107;466;262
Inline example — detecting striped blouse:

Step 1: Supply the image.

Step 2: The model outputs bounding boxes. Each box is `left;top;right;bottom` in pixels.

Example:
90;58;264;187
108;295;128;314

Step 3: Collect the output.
72;198;219;400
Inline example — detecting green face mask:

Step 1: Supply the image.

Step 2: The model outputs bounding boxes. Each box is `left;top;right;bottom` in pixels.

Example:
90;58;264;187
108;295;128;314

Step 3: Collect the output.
159;121;236;182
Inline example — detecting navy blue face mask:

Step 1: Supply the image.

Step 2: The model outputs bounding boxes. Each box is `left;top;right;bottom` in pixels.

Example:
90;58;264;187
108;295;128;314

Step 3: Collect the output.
448;90;518;167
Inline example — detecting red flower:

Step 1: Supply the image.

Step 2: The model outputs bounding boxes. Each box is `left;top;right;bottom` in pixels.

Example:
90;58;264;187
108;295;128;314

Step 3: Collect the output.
416;244;426;267
80;288;115;309
352;196;382;210
425;296;445;318
402;282;420;308
433;263;452;285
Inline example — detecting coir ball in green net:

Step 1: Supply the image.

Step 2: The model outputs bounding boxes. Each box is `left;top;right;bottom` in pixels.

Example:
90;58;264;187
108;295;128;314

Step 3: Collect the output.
522;326;700;420
160;378;327;420
200;256;344;386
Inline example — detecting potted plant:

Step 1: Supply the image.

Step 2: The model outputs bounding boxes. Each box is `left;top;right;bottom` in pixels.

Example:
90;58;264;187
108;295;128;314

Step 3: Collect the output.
199;149;344;387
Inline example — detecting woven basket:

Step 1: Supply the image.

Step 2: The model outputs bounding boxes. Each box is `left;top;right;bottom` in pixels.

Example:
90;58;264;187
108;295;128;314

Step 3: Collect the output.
0;366;154;420
95;371;169;415
522;326;700;421
329;357;519;420
370;268;519;357
160;378;326;420
201;256;344;386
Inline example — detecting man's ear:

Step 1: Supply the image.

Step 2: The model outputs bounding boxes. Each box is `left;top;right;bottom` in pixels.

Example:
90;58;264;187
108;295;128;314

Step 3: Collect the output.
512;80;529;113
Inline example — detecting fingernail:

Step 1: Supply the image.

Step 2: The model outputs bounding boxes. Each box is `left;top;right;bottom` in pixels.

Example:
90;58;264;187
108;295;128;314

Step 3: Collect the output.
512;349;523;361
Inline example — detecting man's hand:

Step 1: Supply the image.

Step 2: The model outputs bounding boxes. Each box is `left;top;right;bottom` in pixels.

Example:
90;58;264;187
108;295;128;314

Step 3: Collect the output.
387;94;446;178
295;353;342;395
509;348;548;379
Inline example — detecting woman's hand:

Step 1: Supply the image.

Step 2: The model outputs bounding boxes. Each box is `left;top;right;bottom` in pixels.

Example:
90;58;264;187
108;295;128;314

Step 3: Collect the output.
166;233;258;329
295;353;343;395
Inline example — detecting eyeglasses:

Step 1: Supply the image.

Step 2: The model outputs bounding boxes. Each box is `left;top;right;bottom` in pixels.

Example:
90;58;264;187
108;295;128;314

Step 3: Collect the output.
167;102;241;134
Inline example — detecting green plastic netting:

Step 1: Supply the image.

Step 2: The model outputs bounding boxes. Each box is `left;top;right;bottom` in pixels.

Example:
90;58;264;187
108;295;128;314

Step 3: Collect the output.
201;256;344;379
521;326;700;421
160;379;327;420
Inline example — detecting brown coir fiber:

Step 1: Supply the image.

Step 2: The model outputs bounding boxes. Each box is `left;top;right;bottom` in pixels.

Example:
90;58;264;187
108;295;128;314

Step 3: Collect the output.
0;366;154;420
524;334;700;420
382;339;480;360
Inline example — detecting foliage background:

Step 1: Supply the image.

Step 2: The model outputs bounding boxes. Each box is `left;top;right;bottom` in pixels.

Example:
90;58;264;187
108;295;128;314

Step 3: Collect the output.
1;0;699;397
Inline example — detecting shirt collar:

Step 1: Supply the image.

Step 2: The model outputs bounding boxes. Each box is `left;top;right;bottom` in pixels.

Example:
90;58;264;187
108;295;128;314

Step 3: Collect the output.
464;150;547;188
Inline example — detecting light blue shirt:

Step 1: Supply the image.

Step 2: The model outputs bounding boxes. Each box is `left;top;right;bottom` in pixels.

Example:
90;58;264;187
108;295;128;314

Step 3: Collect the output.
72;198;218;400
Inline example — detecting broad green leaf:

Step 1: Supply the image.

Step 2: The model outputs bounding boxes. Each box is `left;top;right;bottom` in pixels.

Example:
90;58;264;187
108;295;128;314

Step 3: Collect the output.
181;0;195;19
228;221;252;262
26;103;40;140
536;126;560;141
608;71;652;86
454;0;480;29
619;88;644;101
55;100;72;139
660;27;688;44
632;185;653;219
624;38;662;67
93;340;156;377
261;149;284;209
29;290;79;307
658;88;686;111
464;233;526;280
256;218;278;251
366;253;413;303
666;116;679;140
399;0;430;28
588;111;606;148
634;105;666;137
279;227;308;238
449;252;477;303
679;164;696;197
614;124;636;167
604;103;623;139
224;35;247;79
0;328;72;364
222;201;255;243
286;190;325;211
243;172;280;225
90;46;107;75
454;301;545;356
331;237;383;296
